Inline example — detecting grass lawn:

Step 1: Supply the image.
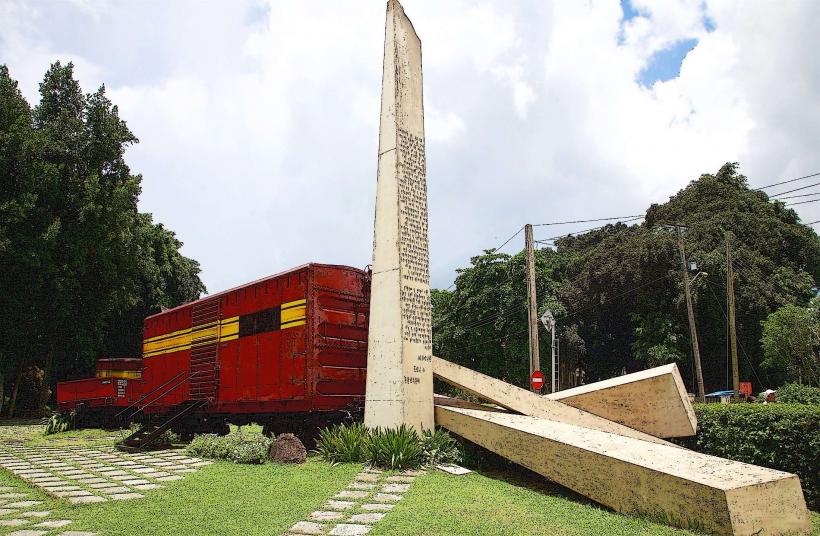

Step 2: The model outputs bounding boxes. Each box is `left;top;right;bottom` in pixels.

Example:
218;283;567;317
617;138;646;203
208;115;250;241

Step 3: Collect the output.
0;456;362;536
2;422;818;535
369;468;820;536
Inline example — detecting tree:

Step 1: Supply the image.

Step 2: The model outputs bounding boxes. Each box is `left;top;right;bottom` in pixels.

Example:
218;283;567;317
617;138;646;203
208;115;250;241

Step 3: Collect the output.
432;248;566;389
0;63;205;414
760;302;820;386
431;163;820;394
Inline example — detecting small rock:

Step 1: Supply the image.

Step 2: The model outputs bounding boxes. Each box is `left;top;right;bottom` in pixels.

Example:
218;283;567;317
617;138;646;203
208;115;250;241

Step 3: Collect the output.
268;434;307;464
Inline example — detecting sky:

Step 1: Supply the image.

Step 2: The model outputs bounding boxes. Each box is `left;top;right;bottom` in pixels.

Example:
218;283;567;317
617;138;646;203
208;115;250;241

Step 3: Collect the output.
2;0;819;294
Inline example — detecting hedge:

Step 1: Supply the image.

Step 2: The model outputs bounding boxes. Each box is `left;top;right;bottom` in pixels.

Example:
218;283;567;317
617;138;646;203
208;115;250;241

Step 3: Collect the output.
679;403;819;510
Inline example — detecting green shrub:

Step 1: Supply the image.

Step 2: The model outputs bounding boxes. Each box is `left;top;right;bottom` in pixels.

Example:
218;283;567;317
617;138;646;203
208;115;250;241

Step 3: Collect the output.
152;430;181;449
777;383;820;404
365;425;423;470
314;423;462;470
186;432;271;464
315;422;368;464
43;411;75;435
420;428;462;466
682;403;819;509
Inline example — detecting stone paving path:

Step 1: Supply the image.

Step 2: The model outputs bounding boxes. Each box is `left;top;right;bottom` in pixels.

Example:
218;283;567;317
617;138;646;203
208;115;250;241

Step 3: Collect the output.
285;467;424;536
0;479;95;536
0;443;212;504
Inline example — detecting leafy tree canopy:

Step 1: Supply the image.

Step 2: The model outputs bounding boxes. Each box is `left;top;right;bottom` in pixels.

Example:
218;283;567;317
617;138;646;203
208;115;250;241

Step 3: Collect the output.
0;62;205;413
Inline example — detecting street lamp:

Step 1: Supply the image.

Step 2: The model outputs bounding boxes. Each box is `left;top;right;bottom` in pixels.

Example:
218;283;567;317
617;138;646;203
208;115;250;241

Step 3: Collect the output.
540;310;558;393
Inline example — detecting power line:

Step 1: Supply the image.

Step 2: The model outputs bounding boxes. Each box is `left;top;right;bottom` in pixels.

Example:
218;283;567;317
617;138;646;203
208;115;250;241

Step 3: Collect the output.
772;191;820;200
490;226;524;253
538;216;645;242
787;198;820;207
532;215;643;227
704;279;764;386
806;220;820;225
768;181;820;197
756;171;820;190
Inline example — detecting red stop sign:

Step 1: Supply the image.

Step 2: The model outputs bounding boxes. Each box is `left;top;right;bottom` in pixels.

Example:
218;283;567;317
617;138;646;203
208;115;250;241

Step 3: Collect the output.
530;370;545;391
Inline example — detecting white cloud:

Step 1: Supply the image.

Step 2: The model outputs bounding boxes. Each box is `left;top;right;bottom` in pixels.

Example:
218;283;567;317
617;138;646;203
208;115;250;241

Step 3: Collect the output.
1;0;818;293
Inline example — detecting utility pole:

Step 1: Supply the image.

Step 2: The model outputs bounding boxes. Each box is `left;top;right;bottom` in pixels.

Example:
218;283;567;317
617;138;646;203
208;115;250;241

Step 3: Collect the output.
676;227;706;401
726;232;740;400
524;224;540;388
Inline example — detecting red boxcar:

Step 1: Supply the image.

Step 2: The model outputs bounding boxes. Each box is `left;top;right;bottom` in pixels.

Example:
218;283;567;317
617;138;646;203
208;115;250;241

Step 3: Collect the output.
58;263;370;441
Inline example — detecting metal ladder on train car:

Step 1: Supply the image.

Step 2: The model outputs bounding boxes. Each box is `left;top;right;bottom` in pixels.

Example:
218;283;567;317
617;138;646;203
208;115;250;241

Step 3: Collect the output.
117;399;208;452
189;297;221;402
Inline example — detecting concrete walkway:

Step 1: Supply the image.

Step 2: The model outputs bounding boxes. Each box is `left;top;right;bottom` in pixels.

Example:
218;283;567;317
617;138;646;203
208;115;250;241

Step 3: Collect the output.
285;467;424;536
0;443;211;504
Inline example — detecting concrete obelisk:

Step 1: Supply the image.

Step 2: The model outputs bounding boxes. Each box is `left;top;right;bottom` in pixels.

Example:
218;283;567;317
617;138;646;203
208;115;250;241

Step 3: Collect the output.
364;0;434;432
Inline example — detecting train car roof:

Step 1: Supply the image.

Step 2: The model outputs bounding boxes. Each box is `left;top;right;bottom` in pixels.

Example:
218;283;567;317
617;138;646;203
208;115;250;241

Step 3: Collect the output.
144;262;367;321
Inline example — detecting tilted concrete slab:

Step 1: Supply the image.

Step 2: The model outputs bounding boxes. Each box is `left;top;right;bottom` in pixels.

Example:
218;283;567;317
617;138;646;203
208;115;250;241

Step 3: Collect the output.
432;357;671;445
433;394;507;413
436;406;811;536
546;364;697;438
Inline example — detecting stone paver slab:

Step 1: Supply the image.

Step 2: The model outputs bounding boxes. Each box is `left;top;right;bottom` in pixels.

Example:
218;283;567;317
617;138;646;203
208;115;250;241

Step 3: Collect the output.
6;530;48;536
0;493;29;499
99;487;130;494
34;520;72;528
156;475;182;482
110;493;143;500
385;475;414;482
310;510;344;521
289;521;324;535
18;512;51;518
372;493;402;502
354;473;380;483
53;490;92;498
67;496;106;505
381;483;409;493
57;531;97;536
0;519;30;527
324;500;355;511
119;479;149;485
347;482;375;491
329;524;371;535
4;502;42;509
334;490;368;499
133;484;161;491
360;503;394;511
0;508;20;515
348;513;384;524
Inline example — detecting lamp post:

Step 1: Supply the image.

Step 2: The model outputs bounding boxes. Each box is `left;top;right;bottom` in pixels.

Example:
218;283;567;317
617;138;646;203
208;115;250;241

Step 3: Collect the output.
540;310;558;393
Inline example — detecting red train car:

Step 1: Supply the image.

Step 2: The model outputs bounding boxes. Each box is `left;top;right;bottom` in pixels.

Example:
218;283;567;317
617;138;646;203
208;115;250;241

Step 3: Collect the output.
58;263;370;446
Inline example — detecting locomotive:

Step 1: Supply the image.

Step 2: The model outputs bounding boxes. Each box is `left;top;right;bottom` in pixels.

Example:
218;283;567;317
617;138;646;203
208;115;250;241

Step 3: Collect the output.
56;263;371;450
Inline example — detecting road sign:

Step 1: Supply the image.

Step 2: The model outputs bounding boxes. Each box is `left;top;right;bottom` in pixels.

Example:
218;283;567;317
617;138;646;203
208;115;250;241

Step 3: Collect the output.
530;370;545;392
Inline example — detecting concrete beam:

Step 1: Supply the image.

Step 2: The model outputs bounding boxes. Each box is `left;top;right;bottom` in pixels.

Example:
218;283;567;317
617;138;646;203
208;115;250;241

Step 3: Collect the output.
432;356;671;445
546;364;697;438
436;406;811;536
